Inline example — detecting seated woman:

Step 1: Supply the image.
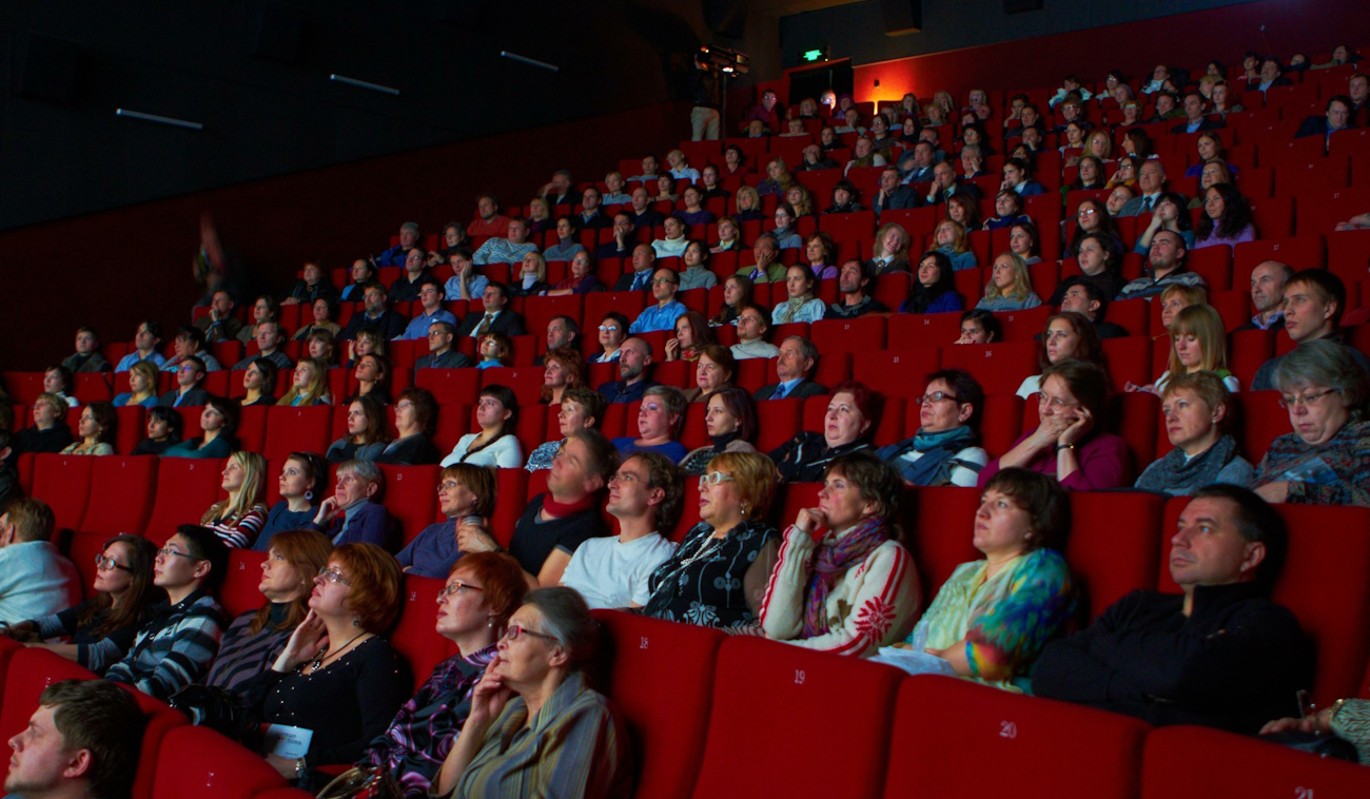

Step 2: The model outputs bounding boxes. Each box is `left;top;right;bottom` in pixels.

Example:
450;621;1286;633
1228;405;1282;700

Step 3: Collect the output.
114;361;160;408
683;345;736;404
770;203;803;250
901;251;963;315
1133;192;1196;254
590;312;629;363
709;276;753;327
277;357;331;407
878;469;1074;691
545;250;603;296
1066;198;1124;259
293;296;342;342
312;459;391;547
1194;183;1257;250
1105;184;1135;216
430;587;630;799
238;295;281;346
877;369;989;487
1008;221;1042;266
1187;160;1235;210
131;406;183;456
61;402;116;456
1016;312;1106;398
374;388;441;466
652;174;677;203
326;395;389;464
526;387;606;472
540;348;586;406
680;386;758;476
946;193;981;232
613;385;688;462
772;264;826;325
543;217;585;263
760;452;921;656
305;329;337;368
282;260;337;306
397;464;497;578
1183;133;1237;178
1104;154;1142;191
44;364;79;408
14;392;74;454
803;233;839;281
442;384;523;468
678;186;715;226
710;217;744;254
162;396;240;459
867;222;912;276
932;219;978;271
426;222;467;268
956;309;1002;345
733;186;765;222
1252;339;1370;506
643;452;780;629
525;197;552;236
1156;283;1208;335
241;357;280;408
1135;372;1253;496
983;190;1028;230
664;311;712;362
825;179;863;214
771;381;880;482
255;452;329;551
359;553;528;799
1263;699;1370;766
1067;156;1106;193
2;534;160;674
1131;304;1240;395
976;251;1043;312
510;252;550;298
248;542;410;785
200;450;269;549
474;333;512;370
353;352;392;405
983;359;1129;491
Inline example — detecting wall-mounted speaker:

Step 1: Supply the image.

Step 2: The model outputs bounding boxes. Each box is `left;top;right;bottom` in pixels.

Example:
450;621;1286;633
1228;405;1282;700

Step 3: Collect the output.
880;0;922;36
15;34;81;104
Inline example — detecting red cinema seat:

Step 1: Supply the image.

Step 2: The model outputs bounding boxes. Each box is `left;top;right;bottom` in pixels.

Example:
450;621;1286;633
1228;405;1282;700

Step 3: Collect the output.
414;368;482;406
1233;236;1325;289
235;405;268;453
489;468;530;546
220;549;268;619
65;529;109;600
994;305;1052;343
113;405;146;454
1236;389;1288;463
887;311;960;350
1108;390;1159;469
810;316;887;353
391;575;457;694
1065;491;1164;621
143;458;230;545
852;350;940;399
905;487;982;606
150;725;288;799
377;465;440;548
29;454;94;535
753;397;804;453
1100;335;1153;394
1141;725;1370;799
939;341;1038;396
261;405;334;468
82;455;158;537
73;372;112;403
0;649;98;750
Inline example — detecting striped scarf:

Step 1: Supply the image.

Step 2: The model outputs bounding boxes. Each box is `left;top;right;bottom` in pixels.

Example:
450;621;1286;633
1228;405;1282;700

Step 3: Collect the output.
803;516;890;637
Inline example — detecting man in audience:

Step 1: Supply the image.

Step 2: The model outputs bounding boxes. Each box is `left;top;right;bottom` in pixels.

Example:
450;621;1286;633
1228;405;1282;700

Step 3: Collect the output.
898;142;937;184
1348;73;1369;127
795;144;838;172
1001;157;1046;197
388;246;431;303
1256;57;1292;92
614;244;658;292
1118;161;1174;216
651;216;689;258
736;233;787;284
1238;260;1293;332
628;186;665;228
443;248;487;302
873;167;918;215
731;306;780;360
960;144;987;179
0;498;80;624
542;169;574;207
3;679;144;799
399;278;457;340
0;431;21;505
1033;485;1312;734
159;356;210;407
598;337;655;404
537;316;579;366
375;221;421;266
467;194;510;240
629;155;660;185
1294;95;1354;143
196;290;244;343
629;268;686;333
61;327;111;373
577;186;612;230
1117;230;1205;301
1148;92;1183;123
597;213;639;261
1058;280;1129;339
561;451;682;608
1251;268;1370;389
338;283;406;342
925;161;980;205
746;89;783;133
1172;91;1221;134
665;149;700;183
602;171;632;205
414;322;471;370
455;283;526;339
114;321;166;372
755;336;827;400
473;217;537;266
162;326;222;373
827;259;888;319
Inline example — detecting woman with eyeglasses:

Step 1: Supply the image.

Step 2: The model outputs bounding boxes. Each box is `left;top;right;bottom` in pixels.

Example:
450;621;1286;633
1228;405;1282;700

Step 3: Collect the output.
876;370;989;487
441;385;524;468
374;387;442;466
2;534;161;675
397;464;497;580
431;587;630;799
1252;339;1370;507
200;451;269;549
254;452;329;552
105;524;230;700
982;359;1129;491
590;312;629;363
245;542;410;786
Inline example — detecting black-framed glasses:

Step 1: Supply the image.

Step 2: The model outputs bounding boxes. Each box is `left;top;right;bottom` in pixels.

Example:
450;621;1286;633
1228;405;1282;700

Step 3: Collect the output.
94;554;132;572
917;391;960;405
157;546;199;561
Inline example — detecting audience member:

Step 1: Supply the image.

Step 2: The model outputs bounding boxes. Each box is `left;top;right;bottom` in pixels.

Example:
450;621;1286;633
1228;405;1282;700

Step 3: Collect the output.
902;251;963;314
441;384;524;468
473;217;538;266
771;381;879;482
131;406;183;456
454;283;526;339
597;337;656;404
114;321;166;372
877;370;988;487
60;402;116;456
397;464;497;579
311;459;392;547
527;387;606;472
374;388;441;466
613;385;688;462
1239;260;1292;332
1135;372;1253;495
1252;270;1370;389
162;396;239;459
254;452;329;551
0;498;81;624
61;326;111;373
1117;229;1206;301
327;395;389;464
2;680;145;799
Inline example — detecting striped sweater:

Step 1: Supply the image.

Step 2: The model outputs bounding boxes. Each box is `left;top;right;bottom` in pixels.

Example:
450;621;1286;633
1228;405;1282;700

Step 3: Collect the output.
105;591;227;700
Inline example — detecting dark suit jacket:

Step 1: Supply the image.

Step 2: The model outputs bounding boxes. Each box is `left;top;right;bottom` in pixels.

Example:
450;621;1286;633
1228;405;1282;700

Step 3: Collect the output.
159;387;210;407
1294;115;1350;139
340;310;408;341
455;309;526;338
1016;181;1047;197
874;187;919;215
415;351;473;370
1170;118;1223;135
613;270;655;292
754;379;828;401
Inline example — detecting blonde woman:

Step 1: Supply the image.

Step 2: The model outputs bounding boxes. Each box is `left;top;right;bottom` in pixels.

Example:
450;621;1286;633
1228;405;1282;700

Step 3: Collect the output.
734;185;765;221
510;251;550;297
932;219;977;271
113;361;160;408
1083;129;1113;163
1132;304;1240;396
277;357;330;407
200;451;269;549
976;252;1042;312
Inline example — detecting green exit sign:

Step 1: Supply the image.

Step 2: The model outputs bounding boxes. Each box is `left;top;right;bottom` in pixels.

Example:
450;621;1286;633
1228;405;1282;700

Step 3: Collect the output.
801;48;826;63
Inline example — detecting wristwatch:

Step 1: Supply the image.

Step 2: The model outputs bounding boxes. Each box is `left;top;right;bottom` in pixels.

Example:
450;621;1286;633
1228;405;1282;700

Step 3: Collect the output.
295;758;307;782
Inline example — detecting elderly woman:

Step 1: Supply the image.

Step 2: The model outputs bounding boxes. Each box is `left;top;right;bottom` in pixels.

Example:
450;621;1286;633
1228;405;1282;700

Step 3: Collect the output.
592;312;629;363
61;402;116;456
254;453;329;552
540;348;587;405
163;396;240;459
199;451;269;549
527;387;606;472
397;464;498;579
1253;339;1370;506
375;387;441;466
326;395;389;464
760;452;921;656
2;534;160;674
1016;312;1106;399
984;360;1129;491
241;357;280;408
358;553;529;799
771;381;880;482
613;385;688;462
1135;372;1253;496
442;384;524;468
683;345;736;404
665;311;712;363
278;358;331;406
14;392;74;454
877;370;989;487
644;452;780;629
312;459;391;547
431;587;630;798
247;542;410;785
976;252;1042;312
114;361;160;408
546;250;603;296
680;386;758;476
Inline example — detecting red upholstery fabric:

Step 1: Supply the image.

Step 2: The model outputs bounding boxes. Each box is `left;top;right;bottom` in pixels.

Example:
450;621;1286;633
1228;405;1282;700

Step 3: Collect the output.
1141;725;1370;798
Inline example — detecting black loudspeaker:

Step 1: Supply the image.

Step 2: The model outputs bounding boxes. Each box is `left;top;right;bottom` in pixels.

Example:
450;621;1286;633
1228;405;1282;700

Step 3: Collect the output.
703;0;747;39
15;34;80;104
1003;0;1044;13
880;0;922;36
249;1;303;63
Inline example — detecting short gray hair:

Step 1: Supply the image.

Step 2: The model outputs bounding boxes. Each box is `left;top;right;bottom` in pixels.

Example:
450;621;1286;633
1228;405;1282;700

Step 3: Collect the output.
1274;339;1368;413
522;587;597;669
643;385;687;434
783;335;819;367
400;221;420;235
337;458;384;488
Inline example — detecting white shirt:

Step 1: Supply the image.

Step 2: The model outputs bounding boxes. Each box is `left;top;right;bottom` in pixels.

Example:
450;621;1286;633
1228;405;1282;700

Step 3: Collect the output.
561;533;677;608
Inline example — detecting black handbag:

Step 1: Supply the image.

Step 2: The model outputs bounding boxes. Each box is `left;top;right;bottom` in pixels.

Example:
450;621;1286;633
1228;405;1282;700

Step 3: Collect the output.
167;684;255;743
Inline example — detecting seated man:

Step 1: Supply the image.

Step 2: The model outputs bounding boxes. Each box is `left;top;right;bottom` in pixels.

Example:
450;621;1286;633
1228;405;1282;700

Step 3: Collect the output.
442;247;486;302
1001;157;1046;197
1033;486;1313;734
113;321;166;372
162;325;222;373
1118;160;1175;217
597;213;639;261
613;243;657;292
535;316;579;366
1237;260;1292;332
578;186;613;230
1058;279;1129;339
0;498;80;624
454;282;526;339
467;194;510;240
414;321;472;370
472;217;537;266
597;337;656;404
389;246;432;303
795;143;838;172
897;142;936;185
1294;95;1354;144
196;290;244;343
924;161;981;205
628;268;687;334
1171;91;1222;134
375;221;422;266
665;148;700;183
651;216;689;258
4;679;145;799
1256;57;1292;93
395;464;495;579
1117;230;1206;301
399;277;458;340
231;320;294;371
731;306;780;360
542;169;574;207
561;452;682;609
158;356;210;407
602;170;632;205
1252;269;1370;390
873;166;919;215
827;259;889;319
755;336;827;400
338;282;407;342
627;186;665;228
735;233;787;285
61;327;111;374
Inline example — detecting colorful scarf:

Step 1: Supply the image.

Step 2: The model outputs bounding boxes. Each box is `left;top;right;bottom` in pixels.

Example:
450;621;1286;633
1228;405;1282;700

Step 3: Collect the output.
803;516;890;637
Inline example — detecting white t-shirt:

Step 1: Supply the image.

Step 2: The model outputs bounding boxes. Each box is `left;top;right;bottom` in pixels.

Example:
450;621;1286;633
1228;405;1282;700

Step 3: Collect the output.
561;533;677;609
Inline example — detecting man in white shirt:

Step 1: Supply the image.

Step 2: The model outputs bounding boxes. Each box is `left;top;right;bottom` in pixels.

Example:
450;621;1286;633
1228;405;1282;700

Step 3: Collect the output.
0;498;80;624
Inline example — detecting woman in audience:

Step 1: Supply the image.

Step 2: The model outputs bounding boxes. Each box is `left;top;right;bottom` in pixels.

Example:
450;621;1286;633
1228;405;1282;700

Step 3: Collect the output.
1131;304;1240;395
342;260;376;302
1193;183;1257;250
614;385;688;461
282;261;336;305
591;311;629;362
278;357;330;407
539;347;586;405
757;158;795;197
722;143;748;176
306;330;337;368
680;386;757;476
644;452;780;629
1017;312;1106;398
1210;80;1243;115
734;186;765;222
163;396;239;459
956;309;1001;344
114;361;160;408
546;250;602;296
683;345;736;405
932;219;977;271
510;252;550;298
1135;372;1253;496
826;180;863;214
132;406;183;456
1252;339;1370;507
3;534;160;674
1120;127;1153;161
901;251;963;315
1008;220;1042;266
803;233;839;281
664;311;712;363
772;264;826;324
1133;192;1196;254
375;387;441;466
525;198;552;236
770;204;803;250
1067;197;1124;259
868;222;912;275
1187;160;1235;210
293;296;342;341
1263;700;1370;766
442;384;523;468
248;542;410;785
200;450;269;549
699;165;728;201
353;353;392;405
677;240;716;291
327;395;389;464
983;190;1028;231
985;359;1128;490
939;191;978;231
844;138;885;174
710;275;753;327
360;553;529;799
475;333;512;370
427;222;468;267
877;369;989;487
1084;129;1114;163
238;295;281;345
61;402;116;456
15;392;74;454
710;217;744;253
1059;233;1126;306
653;174;677;203
771;381;881;482
543;217;584;263
349;330;387;371
1066;156;1106;194
431;587;630;798
526;387;605;472
256;452;329;551
1157;283;1208;333
1105;184;1135;216
241;357;280;408
976;252;1042;312
1104;155;1142;190
784;184;815;218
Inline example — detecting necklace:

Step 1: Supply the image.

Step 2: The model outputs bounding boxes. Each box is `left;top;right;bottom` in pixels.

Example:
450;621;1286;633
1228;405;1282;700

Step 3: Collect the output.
308;630;368;673
675;530;727;571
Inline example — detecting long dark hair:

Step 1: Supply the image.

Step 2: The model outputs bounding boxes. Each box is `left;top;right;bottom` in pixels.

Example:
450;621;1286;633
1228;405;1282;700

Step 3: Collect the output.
904;251;958;314
1195;183;1254;241
79;535;162;638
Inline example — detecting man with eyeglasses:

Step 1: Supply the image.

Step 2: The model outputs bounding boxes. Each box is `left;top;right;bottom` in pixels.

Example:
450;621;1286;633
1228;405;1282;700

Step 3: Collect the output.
157;356;210;408
1251;268;1370;391
561;452;682;609
596;337;657;404
0;498;79;625
389;246;433;303
414;321;471;370
628;269;687;334
399;277;458;341
339;283;407;343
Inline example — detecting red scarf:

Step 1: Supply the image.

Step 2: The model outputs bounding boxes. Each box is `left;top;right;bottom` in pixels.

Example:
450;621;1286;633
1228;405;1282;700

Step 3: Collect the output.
541;493;596;518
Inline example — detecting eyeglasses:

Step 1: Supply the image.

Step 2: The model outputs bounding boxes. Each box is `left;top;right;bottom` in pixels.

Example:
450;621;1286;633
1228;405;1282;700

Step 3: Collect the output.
917;391;960;405
1037;392;1081;411
651;278;677;286
438;480;463;491
1077;208;1098;217
1278;388;1336;410
439;580;483;597
157;546;198;561
699;471;736;487
317;566;352;586
95;554;132;572
502;623;558;643
608;470;641;485
598;325;620;332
